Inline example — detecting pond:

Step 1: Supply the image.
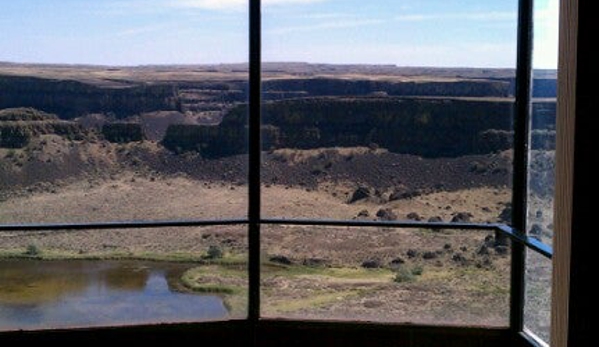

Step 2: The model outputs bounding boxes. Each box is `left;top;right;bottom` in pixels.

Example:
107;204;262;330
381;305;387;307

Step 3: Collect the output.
0;260;229;331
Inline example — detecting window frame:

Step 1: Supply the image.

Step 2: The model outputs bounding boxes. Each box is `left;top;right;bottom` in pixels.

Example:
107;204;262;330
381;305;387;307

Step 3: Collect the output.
0;0;553;346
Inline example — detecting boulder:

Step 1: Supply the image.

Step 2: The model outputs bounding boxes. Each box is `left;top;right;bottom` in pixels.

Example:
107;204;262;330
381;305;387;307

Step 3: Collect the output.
388;187;421;201
406;212;422;221
376;208;397;221
406;249;418;258
269;255;293;265
348;186;371;203
356;210;370;219
388;257;406;268
361;259;382;269
422;251;438;260
452;253;469;265
451;212;473;223
428;216;443;223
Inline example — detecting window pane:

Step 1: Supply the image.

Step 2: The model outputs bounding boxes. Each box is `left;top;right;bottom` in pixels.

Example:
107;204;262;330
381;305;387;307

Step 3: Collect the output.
262;225;510;326
528;0;559;246
0;225;248;331
524;250;552;343
262;1;518;221
0;1;248;224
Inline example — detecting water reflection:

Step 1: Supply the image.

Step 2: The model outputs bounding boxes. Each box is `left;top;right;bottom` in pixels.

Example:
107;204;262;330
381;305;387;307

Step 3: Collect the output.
0;261;228;331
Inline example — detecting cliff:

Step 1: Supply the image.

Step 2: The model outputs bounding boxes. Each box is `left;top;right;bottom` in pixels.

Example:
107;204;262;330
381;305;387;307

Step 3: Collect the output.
0;108;86;148
0;74;517;120
163;97;510;158
263;78;511;98
163;96;557;158
0;75;179;119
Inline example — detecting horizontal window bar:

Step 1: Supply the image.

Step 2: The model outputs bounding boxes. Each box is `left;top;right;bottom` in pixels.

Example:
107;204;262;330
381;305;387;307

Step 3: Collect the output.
0;219;248;232
496;225;553;259
261;218;498;230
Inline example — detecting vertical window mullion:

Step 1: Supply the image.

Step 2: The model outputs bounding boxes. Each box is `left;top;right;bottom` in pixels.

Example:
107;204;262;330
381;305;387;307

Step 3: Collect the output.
511;0;534;334
248;0;262;325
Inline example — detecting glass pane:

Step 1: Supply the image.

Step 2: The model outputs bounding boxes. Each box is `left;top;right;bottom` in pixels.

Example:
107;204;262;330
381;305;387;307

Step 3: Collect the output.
262;1;518;221
528;0;559;246
0;1;248;224
524;250;552;343
262;225;510;326
0;225;247;331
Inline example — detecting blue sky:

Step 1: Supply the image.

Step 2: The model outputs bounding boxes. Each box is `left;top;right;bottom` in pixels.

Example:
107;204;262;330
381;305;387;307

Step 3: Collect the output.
0;0;558;68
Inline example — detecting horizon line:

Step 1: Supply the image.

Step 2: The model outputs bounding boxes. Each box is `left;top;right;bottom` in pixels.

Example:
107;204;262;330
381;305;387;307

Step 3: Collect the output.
0;61;559;71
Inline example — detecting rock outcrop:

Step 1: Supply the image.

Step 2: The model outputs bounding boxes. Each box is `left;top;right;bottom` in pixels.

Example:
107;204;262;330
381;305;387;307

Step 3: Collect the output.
0;108;85;148
0;75;179;119
102;123;146;143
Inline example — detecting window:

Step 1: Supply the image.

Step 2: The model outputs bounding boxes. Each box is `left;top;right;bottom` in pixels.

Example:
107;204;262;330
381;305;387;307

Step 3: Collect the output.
1;1;555;346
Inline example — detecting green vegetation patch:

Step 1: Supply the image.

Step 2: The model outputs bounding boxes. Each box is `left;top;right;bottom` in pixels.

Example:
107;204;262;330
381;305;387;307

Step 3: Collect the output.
180;265;248;317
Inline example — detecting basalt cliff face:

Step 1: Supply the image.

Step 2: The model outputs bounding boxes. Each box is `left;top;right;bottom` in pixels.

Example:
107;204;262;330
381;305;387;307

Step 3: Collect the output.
0;75;179;119
162;97;555;158
0;74;514;120
0;67;556;158
0;108;86;148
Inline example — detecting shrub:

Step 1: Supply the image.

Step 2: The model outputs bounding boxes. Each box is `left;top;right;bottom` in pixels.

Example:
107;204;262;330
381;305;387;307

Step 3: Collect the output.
206;245;223;260
411;265;424;276
25;244;41;256
394;265;424;283
394;268;415;283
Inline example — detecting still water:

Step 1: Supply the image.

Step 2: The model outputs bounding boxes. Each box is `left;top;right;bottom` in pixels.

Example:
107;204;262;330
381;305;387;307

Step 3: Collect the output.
0;260;228;331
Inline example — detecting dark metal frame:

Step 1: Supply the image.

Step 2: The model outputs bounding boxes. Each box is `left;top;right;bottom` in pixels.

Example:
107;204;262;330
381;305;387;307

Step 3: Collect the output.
0;0;553;346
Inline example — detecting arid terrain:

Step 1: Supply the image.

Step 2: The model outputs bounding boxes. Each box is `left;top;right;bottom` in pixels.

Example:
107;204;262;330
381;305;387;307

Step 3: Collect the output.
0;63;554;335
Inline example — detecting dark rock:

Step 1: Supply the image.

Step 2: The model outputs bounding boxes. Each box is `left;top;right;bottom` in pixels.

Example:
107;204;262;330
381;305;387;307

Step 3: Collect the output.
361;259;382;269
494;231;510;247
406;212;422;221
495;246;509;255
376;208;397;221
348;186;371;203
443;243;452;250
482;207;492;212
428;216;443;223
389;187;421;201
407;249;418;258
452;253;469;265
477;245;490;256
460;246;468;252
451;212;473;223
498;204;512;223
536;210;543;219
476;257;494;269
388;257;405;268
356;210;370;218
422;251;438;260
529;224;543;237
269;255;293;265
469;161;488;174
